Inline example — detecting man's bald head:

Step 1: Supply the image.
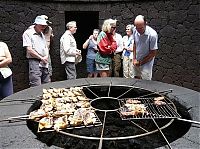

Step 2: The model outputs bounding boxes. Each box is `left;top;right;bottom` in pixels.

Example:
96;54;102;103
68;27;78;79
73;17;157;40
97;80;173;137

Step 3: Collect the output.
134;15;146;25
134;15;146;35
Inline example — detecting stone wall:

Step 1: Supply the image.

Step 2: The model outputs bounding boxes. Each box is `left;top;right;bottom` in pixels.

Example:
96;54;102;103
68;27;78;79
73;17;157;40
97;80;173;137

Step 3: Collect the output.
0;0;199;92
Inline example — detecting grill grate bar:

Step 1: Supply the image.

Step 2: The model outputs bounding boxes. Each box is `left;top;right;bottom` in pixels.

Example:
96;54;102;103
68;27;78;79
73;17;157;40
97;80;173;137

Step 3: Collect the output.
119;97;181;120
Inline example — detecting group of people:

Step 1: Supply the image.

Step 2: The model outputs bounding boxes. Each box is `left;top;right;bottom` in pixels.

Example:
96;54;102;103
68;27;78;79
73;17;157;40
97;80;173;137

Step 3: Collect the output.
83;15;158;80
0;14;158;100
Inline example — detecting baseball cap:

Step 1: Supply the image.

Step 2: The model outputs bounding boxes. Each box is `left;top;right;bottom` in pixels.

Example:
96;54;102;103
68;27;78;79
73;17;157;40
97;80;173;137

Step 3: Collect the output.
34;16;48;25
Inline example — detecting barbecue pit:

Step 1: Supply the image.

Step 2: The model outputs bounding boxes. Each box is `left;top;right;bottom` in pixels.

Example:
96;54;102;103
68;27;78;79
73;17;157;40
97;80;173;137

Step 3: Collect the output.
26;84;195;149
0;78;199;149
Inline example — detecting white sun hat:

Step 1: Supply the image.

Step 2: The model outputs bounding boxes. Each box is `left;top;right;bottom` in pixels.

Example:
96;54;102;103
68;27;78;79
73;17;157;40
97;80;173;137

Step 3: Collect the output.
34;15;48;25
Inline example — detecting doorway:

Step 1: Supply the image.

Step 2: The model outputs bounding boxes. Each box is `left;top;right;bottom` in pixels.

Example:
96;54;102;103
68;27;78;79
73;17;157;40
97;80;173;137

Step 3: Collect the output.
65;11;99;78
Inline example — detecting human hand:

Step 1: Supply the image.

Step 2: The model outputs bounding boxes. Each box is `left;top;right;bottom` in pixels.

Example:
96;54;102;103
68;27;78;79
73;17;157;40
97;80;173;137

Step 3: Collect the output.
94;46;98;51
89;35;93;40
76;49;81;55
41;56;48;64
127;47;132;51
0;56;6;62
133;59;140;66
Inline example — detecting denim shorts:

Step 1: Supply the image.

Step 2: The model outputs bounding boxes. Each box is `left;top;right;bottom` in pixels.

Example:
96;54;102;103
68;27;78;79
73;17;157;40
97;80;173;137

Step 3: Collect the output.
86;58;98;73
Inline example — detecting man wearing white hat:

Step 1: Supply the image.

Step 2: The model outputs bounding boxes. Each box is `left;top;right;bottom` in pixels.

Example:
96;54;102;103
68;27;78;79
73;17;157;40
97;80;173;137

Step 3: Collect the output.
23;15;50;87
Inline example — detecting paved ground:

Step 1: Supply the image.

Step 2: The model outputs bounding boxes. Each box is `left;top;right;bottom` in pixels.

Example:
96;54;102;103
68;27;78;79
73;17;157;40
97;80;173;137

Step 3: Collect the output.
0;78;199;149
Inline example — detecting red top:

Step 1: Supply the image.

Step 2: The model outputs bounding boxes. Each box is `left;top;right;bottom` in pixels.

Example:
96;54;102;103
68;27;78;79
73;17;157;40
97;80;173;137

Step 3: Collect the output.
97;31;117;55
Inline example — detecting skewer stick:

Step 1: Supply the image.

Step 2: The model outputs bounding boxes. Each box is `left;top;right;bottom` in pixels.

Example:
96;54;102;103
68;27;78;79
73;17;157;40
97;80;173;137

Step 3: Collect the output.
177;118;200;125
108;82;112;97
0;115;30;122
129;121;149;133
7;115;30;119
152;118;172;149
98;111;107;149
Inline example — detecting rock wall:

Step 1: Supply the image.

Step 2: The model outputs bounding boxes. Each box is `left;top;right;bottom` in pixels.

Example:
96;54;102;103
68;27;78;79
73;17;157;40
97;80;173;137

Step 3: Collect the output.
0;0;199;92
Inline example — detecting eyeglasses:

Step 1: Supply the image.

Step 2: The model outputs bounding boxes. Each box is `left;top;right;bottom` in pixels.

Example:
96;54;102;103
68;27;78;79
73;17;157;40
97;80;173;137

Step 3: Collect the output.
126;29;131;31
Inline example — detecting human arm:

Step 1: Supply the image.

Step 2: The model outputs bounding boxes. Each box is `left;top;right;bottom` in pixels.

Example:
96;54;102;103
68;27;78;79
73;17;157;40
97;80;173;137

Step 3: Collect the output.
126;38;134;52
133;33;158;66
23;30;48;64
114;34;123;53
26;46;48;64
133;50;157;66
61;34;80;56
82;35;93;49
0;43;12;68
97;32;117;55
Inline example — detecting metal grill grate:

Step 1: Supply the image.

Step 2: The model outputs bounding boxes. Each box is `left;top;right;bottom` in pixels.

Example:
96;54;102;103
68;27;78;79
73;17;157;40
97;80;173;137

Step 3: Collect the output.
37;112;102;132
119;97;181;120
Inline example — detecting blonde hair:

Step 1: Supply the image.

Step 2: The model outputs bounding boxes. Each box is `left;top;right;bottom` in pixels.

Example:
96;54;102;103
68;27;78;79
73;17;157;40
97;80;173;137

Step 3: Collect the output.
66;21;76;29
101;19;117;33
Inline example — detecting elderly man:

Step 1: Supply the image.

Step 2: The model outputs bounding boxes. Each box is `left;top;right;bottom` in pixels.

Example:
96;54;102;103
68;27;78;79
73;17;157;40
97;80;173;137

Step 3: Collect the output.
23;15;50;87
132;15;158;80
60;21;81;80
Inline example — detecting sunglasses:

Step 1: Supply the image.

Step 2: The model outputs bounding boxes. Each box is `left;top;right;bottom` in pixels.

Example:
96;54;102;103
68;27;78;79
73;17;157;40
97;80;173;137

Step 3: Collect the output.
111;27;116;29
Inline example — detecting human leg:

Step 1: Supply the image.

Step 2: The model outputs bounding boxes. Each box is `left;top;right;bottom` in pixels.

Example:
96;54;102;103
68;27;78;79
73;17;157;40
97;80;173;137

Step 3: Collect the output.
100;70;110;77
28;60;42;87
123;56;129;78
0;75;13;99
113;53;122;77
129;58;135;78
141;67;152;80
96;62;110;77
86;58;94;78
132;65;142;79
64;61;76;80
48;55;52;81
41;67;50;84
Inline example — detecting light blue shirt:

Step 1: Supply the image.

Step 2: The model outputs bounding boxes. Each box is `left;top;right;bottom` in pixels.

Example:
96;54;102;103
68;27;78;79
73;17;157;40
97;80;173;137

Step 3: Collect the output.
86;39;97;60
133;25;158;77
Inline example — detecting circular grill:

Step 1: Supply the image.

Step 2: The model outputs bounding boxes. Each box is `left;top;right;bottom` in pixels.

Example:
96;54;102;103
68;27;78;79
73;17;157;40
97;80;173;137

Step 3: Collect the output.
26;84;192;149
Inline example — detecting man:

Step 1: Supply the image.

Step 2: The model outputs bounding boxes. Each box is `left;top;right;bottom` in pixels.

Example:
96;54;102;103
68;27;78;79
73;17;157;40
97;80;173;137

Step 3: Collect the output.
132;15;158;80
112;26;123;77
60;21;81;80
28;15;54;81
23;15;50;87
40;15;54;81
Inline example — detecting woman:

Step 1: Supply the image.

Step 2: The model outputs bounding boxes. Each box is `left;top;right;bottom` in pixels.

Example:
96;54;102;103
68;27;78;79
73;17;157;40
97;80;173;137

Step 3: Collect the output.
83;29;99;78
95;19;117;77
0;41;13;100
122;24;134;78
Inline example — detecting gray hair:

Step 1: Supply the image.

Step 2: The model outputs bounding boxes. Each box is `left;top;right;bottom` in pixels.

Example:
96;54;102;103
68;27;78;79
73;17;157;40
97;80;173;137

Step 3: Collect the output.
126;24;134;33
66;21;76;29
93;29;99;33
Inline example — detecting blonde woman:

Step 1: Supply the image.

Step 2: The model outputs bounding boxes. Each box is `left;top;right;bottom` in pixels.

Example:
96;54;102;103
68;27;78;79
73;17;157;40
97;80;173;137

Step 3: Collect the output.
95;19;117;77
122;24;134;78
0;41;13;99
